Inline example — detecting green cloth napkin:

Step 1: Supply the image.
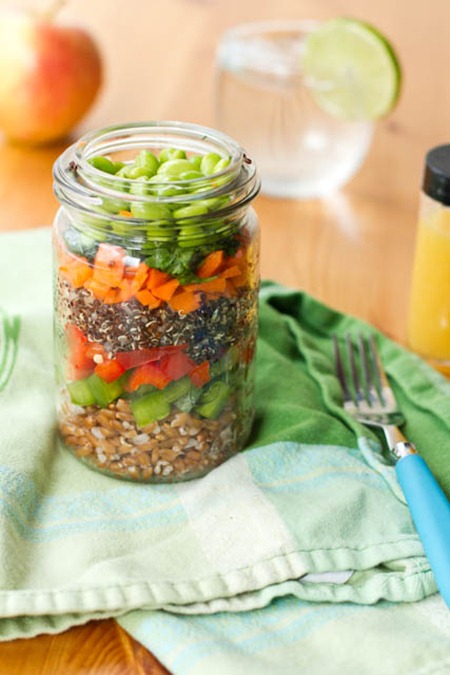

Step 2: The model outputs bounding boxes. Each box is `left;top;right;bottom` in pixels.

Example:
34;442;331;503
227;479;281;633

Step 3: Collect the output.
1;228;450;674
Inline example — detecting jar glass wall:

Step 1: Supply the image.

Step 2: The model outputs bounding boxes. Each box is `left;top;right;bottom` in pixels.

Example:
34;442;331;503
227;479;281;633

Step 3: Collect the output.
52;122;260;482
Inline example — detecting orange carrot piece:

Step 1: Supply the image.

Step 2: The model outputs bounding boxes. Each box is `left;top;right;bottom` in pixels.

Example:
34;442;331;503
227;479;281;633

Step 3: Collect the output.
116;280;136;303
219;265;242;280
196;250;224;278
152;278;180;301
169;291;201;314
119;210;133;217
231;272;248;288
103;288;121;304
69;262;93;288
84;277;110;300
136;289;162;308
183;277;226;294
92;243;126;287
60;256;93;288
147;267;171;290
129;262;149;291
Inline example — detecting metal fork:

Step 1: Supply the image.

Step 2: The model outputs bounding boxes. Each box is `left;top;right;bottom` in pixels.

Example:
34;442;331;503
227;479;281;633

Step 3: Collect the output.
333;333;450;606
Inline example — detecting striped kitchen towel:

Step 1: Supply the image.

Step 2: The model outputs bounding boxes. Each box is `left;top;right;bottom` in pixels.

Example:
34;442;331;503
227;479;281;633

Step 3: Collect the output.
1;228;450;674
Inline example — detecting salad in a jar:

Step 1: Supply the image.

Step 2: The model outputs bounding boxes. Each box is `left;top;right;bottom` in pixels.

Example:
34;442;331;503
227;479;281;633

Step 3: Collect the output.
53;124;260;482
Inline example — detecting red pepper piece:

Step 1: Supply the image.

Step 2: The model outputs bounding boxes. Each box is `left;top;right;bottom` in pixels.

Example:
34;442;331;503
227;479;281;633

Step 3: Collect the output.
115;345;188;371
126;363;171;392
94;358;126;383
160;349;196;381
65;324;93;374
189;361;211;388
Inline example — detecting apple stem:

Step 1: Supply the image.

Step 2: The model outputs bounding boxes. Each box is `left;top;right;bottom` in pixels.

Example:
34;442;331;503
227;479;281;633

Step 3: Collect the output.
42;0;70;21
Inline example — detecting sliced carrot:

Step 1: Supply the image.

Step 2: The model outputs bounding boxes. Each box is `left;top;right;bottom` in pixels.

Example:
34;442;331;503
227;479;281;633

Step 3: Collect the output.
92;243;126;287
128;262;149;291
103;288;121;304
219;265;242;279
84;277;110;300
116;280;136;303
60;257;93;288
152;278;180;301
69;262;93;288
136;289;162;308
231;272;248;288
119;210;133;217
196;250;224;278
169;291;201;314
183;277;226;294
147;267;171;290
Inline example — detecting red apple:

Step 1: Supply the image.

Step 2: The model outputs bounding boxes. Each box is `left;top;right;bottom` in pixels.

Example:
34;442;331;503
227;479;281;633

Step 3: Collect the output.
0;8;102;145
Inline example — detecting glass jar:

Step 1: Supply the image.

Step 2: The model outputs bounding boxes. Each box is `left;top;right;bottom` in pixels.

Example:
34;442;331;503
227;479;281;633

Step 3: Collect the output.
408;144;450;377
52;121;260;482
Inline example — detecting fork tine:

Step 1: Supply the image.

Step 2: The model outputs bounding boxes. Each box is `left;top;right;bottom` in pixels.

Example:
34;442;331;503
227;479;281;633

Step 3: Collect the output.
368;334;387;405
333;335;352;403
346;334;363;405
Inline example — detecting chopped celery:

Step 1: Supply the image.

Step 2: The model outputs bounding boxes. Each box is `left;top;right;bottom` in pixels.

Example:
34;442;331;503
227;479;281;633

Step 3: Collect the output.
87;373;124;407
130;391;171;427
67;379;96;407
196;381;232;419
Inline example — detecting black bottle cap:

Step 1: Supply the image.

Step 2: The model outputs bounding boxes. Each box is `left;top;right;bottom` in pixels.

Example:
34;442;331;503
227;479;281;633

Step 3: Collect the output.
423;144;450;206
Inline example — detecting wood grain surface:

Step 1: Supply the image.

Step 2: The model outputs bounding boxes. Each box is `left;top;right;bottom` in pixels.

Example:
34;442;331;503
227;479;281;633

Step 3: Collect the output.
0;0;447;671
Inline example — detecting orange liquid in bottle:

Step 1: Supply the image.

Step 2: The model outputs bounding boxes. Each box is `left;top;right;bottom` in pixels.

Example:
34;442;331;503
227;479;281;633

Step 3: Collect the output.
408;208;450;375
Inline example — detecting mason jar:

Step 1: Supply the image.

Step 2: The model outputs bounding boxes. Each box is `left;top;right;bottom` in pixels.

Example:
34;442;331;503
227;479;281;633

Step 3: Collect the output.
52;121;260;482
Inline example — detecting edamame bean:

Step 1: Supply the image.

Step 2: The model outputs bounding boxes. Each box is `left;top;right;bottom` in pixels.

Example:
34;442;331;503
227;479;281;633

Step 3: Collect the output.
178;224;210;247
101;197;130;214
129;177;153;197
133;149;160;176
157;159;195;178
213;156;231;172
159;148;187;162
89;156;118;174
179;170;204;181
188;155;202;169
172;204;209;219
146;222;174;241
131;202;173;219
200;152;222;176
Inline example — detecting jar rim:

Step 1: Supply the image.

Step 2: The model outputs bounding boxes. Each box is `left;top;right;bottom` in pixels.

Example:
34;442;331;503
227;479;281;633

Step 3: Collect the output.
53;120;259;214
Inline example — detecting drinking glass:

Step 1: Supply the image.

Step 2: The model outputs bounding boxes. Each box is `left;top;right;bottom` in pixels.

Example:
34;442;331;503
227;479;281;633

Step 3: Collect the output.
215;20;374;199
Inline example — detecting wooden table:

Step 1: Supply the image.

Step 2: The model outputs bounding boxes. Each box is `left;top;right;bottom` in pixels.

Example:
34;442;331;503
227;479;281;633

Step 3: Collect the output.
0;0;447;671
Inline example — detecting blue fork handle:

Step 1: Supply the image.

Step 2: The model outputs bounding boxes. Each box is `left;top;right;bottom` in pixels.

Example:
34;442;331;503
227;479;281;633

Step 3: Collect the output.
396;454;450;607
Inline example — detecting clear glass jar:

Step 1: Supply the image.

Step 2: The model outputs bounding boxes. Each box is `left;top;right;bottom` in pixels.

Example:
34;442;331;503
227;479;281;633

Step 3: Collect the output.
52;121;260;482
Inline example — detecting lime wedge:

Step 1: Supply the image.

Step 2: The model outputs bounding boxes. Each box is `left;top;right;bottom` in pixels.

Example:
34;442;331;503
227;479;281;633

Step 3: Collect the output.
302;17;401;120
